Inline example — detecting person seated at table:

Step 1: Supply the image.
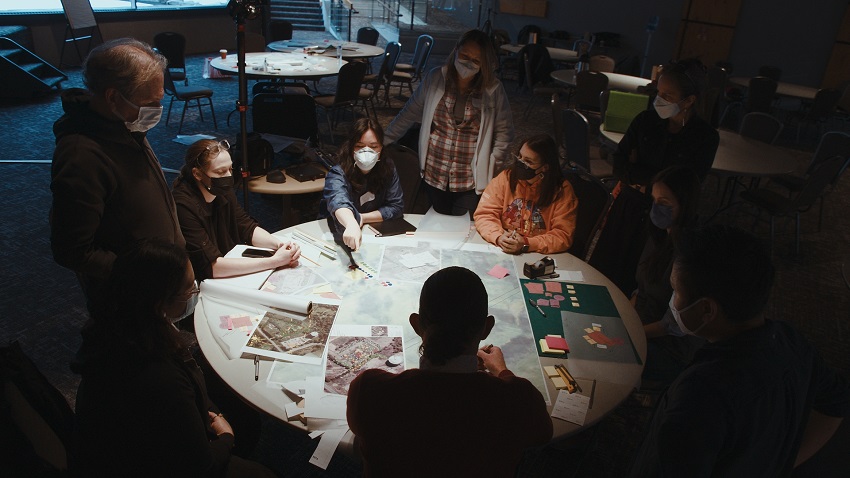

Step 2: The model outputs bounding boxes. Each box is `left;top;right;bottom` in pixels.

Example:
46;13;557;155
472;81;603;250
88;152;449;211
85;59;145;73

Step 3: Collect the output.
630;225;850;477
347;266;552;477
631;166;705;386
172;138;300;282
319;118;403;251
613;58;719;188
473;134;578;254
72;239;277;477
383;29;514;217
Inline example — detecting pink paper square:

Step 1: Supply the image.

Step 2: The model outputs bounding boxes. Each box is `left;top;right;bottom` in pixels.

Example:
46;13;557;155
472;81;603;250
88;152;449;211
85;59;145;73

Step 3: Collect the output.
524;282;545;294
537;298;549;306
545;281;563;293
550;300;560;308
230;315;253;328
488;264;510;279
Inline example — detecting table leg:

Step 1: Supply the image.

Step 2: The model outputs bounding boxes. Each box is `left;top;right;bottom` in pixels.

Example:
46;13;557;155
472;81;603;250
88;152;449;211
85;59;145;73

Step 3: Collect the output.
281;195;295;228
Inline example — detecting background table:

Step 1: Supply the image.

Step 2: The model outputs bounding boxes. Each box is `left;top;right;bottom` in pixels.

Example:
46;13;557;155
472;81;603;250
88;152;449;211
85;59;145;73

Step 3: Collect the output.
267;40;384;60
210;52;346;80
600;128;797;178
551;69;652;93
500;44;579;62
194;215;647;450
729;76;818;101
246;172;324;227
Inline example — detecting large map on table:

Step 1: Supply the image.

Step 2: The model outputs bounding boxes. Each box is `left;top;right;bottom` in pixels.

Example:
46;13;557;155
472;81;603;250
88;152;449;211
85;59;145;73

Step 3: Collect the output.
264;241;550;403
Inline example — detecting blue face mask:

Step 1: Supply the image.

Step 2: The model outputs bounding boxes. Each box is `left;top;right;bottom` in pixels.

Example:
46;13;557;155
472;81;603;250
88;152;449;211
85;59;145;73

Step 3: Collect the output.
650;203;674;229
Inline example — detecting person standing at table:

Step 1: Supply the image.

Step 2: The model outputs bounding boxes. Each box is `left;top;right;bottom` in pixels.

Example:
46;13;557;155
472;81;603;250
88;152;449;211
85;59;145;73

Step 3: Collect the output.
319;118;404;251
474;134;579;254
630;166;705;386
72;239;276;478
630;225;850;477
613;58;719;187
172;138;300;282
384;29;514;217
50;38;184;312
347;266;552;477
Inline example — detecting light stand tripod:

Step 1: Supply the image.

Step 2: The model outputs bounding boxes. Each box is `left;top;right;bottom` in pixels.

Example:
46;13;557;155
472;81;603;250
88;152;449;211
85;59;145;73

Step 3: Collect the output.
227;0;267;212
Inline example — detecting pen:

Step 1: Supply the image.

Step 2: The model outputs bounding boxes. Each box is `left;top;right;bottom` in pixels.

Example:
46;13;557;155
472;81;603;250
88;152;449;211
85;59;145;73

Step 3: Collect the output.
528;298;547;317
589;379;597;409
254;355;260;381
482;344;494;353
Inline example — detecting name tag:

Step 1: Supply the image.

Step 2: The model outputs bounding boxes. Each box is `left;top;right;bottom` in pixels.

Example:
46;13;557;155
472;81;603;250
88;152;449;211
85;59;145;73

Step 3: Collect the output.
360;191;376;206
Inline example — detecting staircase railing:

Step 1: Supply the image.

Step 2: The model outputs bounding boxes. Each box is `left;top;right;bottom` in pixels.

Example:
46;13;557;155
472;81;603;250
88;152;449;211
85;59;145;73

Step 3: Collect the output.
329;0;357;41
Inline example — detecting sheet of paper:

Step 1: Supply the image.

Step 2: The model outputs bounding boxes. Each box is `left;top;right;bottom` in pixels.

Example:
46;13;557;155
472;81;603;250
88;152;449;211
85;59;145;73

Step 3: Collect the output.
417;207;471;233
487;264;510;279
308;427;347;470
551;389;590;425
555;269;585;282
304;376;347;420
285;401;303;420
173;133;216;145
398;251;439;269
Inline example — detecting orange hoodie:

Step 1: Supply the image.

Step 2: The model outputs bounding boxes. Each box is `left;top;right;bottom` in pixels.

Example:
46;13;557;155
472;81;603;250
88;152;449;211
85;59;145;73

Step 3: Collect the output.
474;170;578;254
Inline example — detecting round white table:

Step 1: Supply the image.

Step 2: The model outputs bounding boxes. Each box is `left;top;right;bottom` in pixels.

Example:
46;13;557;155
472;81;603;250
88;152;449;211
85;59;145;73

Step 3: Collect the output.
246;172;325;228
600;128;798;177
194;215;646;452
500;43;579;62
210;52;346;80
267;40;384;60
729;76;818;101
551;69;652;93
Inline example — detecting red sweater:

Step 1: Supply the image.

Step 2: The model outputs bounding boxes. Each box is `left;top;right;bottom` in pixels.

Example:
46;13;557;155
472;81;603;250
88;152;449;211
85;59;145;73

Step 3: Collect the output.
347;368;553;477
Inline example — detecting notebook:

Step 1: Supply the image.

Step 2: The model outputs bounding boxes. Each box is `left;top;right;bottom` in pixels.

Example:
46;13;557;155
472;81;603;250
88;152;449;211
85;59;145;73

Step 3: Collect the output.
368;217;417;237
285;162;327;182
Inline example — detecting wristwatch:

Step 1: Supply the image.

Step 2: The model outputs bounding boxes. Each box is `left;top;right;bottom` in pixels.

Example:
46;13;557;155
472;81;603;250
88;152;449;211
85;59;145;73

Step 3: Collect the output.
520;237;530;254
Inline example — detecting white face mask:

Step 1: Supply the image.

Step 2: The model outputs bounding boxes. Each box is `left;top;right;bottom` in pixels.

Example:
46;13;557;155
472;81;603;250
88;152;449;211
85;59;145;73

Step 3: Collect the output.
454;55;480;80
354;147;380;171
165;281;199;323
668;292;707;336
118;93;163;133
653;96;681;120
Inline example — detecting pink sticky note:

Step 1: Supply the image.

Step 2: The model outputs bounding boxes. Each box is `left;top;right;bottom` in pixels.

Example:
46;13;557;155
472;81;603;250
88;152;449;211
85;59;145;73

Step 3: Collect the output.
524;282;545;294
551;300;560;308
545;292;552;297
554;295;566;301
227;318;233;330
545;281;563;293
219;316;230;329
488;265;510;279
231;315;253;328
537;298;549;306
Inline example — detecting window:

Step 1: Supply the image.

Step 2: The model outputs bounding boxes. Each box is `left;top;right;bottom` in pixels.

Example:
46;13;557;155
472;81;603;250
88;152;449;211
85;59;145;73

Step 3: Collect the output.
0;1;228;14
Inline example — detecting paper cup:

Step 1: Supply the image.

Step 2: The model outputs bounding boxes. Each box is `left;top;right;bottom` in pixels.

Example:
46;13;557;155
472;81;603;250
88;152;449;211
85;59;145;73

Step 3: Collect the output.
219;49;227;59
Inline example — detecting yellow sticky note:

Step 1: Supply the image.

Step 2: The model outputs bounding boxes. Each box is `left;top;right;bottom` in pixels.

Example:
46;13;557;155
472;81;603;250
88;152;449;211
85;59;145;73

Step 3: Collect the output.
540;338;565;355
544;365;560;377
551;376;568;389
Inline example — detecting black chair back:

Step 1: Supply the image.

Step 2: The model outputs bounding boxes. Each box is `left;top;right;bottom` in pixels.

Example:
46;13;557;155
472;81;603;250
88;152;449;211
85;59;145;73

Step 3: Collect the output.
746;76;778;113
563;169;612;261
739;112;783;144
518;24;542;44
574;71;609;112
383;143;427;214
517;43;552;89
268;20;293;42
334;61;368;105
808;131;850;175
410;34;434;79
252;93;318;142
357;27;379;46
153;32;186;82
561;109;590;171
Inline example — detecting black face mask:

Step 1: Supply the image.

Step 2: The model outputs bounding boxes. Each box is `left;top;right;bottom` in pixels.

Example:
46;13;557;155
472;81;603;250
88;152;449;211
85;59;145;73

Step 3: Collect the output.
514;162;540;181
205;174;234;197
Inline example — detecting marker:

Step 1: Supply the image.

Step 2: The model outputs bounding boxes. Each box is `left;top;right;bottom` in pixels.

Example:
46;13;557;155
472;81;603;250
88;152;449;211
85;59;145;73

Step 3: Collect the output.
529;298;547;317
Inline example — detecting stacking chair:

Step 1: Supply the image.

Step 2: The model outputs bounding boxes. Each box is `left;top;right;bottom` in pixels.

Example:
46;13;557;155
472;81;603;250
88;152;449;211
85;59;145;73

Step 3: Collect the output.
560;109;591;171
518;44;565;117
572;39;592;56
770;131;850;230
267;20;293;42
757;65;782;81
746;76;778;114
563;167;613;261
360;41;401;107
314;61;368;141
153;32;187;85
740;155;849;254
163;69;216;134
589;55;615;73
573;70;609;115
739;112;783;144
492;29;517;81
389;35;434;97
517;24;543;44
788;88;841;143
252;92;318;143
356;27;379;46
382;143;427;214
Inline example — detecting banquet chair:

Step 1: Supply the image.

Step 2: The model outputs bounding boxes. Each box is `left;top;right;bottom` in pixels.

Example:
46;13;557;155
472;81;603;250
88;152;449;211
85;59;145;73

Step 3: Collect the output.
361;41;401;107
314;61;368;142
739;155;848;255
492;29;517;81
559;108;591;172
589;55;615;73
252;92;318;143
788;88;841;143
563;167;612;261
517;24;543;44
153;32;187;85
520;44;565;117
267;20;293;42
162;68;216;134
356;27;379;46
746;76;778;114
382;143;427;214
739;112;783;144
389;34;434;97
573;70;609;116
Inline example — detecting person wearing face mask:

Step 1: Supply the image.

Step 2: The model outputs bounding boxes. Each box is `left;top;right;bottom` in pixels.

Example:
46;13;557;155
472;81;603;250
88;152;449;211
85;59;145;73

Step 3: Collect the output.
612;58;719;188
51;38;185;313
72;239;278;478
474;134;578;254
319;119;404;251
384;29;514;217
172;139;300;283
631;225;850;477
628;166;704;387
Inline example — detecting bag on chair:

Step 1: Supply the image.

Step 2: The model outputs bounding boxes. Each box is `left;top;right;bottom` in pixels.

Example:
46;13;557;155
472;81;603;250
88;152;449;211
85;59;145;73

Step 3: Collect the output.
231;133;274;177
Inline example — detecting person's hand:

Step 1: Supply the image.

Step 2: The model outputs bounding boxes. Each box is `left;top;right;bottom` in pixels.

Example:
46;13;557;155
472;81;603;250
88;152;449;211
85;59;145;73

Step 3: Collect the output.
208;411;233;437
498;232;524;254
477;345;508;376
343;224;362;251
271;242;300;267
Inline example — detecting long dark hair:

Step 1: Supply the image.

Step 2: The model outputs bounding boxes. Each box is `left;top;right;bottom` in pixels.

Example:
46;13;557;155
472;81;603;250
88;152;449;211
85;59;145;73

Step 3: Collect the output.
419;267;488;366
96;239;188;358
444;29;498;94
337;118;394;195
508;134;563;209
646;165;701;279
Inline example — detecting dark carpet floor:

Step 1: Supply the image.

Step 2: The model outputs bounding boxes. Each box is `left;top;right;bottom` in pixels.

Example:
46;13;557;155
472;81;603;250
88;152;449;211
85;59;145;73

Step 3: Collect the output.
1;22;849;477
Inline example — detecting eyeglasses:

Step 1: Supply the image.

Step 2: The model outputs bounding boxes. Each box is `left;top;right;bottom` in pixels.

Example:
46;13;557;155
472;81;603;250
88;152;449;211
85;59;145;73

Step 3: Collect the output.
176;281;200;301
512;153;538;170
195;140;230;167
